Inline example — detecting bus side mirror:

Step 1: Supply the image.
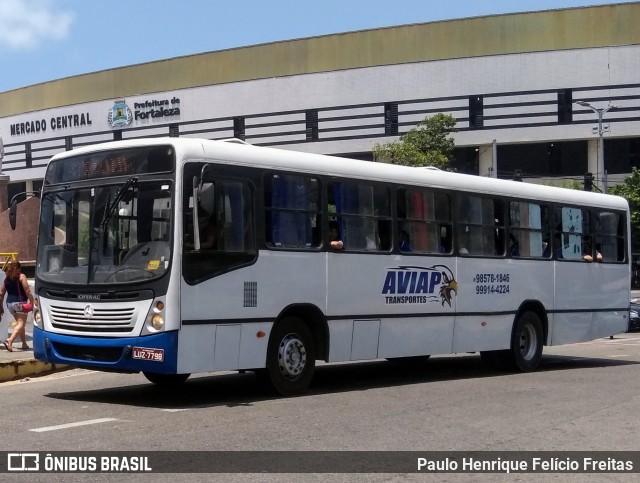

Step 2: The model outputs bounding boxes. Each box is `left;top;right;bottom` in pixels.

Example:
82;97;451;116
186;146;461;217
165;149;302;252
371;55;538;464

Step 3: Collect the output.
8;200;17;230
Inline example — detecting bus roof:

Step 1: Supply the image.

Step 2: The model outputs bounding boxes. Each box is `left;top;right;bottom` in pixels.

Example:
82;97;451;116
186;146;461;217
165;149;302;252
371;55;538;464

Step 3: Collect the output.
52;136;629;212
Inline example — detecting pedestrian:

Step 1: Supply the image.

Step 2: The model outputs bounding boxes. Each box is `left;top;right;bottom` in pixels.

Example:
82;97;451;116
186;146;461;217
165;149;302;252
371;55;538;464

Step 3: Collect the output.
0;260;34;352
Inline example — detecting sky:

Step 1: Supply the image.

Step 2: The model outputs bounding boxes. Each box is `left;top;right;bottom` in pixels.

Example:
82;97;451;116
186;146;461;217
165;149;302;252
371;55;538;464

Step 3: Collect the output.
0;0;636;93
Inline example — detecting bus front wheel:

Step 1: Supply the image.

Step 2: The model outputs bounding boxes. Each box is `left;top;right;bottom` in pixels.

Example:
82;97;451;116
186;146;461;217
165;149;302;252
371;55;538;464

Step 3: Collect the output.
510;311;543;372
143;372;190;386
263;317;316;396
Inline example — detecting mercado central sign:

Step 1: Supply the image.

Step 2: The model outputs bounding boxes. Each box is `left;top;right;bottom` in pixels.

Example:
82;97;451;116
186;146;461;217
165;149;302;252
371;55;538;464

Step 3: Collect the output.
8;95;181;137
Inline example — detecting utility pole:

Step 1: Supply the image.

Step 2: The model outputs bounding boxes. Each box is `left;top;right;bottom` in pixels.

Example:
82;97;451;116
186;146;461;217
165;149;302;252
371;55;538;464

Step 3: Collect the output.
575;101;616;193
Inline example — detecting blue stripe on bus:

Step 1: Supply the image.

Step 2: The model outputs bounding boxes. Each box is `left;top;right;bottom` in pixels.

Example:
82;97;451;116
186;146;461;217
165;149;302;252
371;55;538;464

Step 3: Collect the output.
32;327;180;374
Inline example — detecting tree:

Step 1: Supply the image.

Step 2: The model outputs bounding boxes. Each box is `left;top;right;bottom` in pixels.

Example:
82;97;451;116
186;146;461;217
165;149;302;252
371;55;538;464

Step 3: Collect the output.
541;179;584;190
372;113;456;169
609;167;640;251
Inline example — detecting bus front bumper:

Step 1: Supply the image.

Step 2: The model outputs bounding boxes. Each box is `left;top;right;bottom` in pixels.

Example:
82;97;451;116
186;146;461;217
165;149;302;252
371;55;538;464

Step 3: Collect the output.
32;327;179;374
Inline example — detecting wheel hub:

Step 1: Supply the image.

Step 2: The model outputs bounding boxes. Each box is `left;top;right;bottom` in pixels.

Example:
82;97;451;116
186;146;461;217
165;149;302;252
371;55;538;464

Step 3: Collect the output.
277;334;307;379
519;324;537;361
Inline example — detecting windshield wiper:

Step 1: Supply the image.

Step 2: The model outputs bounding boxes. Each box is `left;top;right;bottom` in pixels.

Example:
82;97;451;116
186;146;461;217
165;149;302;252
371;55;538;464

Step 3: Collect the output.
101;177;138;227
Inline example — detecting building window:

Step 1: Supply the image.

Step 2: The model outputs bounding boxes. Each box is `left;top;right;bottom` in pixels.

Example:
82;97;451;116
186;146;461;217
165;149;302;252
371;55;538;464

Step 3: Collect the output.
233;117;245;141
469;96;484;130
558;89;573;124
384;102;398;136
306;109;319;141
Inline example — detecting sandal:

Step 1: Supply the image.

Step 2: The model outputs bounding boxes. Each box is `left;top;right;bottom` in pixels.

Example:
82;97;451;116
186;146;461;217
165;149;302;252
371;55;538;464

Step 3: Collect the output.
21;345;30;350
3;340;12;352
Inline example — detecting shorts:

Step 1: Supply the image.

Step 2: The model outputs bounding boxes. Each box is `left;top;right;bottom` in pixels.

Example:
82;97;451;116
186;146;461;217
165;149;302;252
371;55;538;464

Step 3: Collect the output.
7;302;27;315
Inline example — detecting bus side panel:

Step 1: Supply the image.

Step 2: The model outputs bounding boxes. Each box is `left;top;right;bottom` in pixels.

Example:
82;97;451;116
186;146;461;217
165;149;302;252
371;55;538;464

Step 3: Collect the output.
452;315;513;353
454;258;553;353
378;316;455;358
177;322;273;373
591;264;629;339
178;251;325;373
326;320;354;362
327;253;457;361
551;261;628;345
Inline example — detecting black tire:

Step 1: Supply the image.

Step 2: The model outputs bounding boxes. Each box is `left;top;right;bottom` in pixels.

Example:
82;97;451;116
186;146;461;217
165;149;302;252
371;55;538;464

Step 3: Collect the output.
143;372;190;386
509;311;544;372
264;317;316;396
481;311;543;372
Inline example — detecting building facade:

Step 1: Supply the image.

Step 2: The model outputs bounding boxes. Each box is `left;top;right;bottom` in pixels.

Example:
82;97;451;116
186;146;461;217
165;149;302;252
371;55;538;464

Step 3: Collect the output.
1;3;640;259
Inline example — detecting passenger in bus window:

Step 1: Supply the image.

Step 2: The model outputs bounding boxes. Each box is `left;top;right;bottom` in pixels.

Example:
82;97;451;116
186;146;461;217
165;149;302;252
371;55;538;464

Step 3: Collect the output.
509;234;520;257
399;229;411;252
551;228;563;259
582;239;602;262
329;222;343;250
542;239;550;258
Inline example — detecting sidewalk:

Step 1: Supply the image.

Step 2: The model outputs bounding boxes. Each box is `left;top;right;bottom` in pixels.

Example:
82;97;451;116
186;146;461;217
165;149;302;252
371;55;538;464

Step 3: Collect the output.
0;327;71;383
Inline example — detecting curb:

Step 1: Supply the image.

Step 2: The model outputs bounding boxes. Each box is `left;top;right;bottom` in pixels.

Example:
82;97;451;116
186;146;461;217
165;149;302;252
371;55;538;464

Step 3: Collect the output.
0;358;72;383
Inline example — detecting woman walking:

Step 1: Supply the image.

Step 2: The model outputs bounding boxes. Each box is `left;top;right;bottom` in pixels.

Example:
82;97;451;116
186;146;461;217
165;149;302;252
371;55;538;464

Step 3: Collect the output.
0;260;34;351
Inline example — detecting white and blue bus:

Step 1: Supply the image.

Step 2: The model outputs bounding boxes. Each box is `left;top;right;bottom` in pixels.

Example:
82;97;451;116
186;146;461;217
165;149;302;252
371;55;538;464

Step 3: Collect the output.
29;137;630;395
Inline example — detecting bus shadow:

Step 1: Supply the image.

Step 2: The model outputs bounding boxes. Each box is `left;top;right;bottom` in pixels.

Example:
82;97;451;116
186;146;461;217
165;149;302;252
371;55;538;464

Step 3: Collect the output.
44;353;638;409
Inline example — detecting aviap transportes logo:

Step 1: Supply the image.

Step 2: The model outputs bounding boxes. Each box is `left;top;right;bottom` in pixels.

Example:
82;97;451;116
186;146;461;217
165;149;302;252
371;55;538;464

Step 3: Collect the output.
381;265;457;307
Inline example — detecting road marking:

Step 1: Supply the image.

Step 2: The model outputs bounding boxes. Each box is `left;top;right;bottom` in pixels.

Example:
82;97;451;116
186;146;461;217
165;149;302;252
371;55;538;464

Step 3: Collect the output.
29;418;117;433
161;409;189;412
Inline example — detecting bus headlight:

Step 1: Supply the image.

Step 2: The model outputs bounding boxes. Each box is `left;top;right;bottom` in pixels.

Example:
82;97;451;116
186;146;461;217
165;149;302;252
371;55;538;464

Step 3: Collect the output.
34;309;42;327
151;314;165;330
144;297;167;333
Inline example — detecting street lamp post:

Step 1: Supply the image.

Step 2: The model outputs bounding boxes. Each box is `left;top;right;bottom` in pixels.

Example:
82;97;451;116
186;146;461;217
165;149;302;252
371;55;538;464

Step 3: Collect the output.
575;101;615;193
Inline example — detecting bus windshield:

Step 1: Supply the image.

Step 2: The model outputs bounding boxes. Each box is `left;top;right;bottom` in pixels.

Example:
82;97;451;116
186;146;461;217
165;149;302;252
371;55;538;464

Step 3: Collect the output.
36;179;173;285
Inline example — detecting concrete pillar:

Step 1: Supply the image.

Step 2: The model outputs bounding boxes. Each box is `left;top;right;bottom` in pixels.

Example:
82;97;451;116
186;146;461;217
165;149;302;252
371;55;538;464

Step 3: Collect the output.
585;138;599;185
0;176;9;213
478;142;497;178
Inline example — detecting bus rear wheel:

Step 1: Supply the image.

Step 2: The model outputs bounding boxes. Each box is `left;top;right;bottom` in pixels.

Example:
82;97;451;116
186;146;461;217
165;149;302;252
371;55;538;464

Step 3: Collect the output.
143;372;190;386
481;311;543;372
510;311;543;372
263;317;316;396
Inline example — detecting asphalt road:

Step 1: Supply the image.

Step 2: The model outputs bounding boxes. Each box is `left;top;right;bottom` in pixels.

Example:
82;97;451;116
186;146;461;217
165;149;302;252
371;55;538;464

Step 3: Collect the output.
1;332;639;482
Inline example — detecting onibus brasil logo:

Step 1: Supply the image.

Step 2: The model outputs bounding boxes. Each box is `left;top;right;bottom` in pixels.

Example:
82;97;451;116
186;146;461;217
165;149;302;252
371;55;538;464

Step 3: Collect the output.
381;265;458;307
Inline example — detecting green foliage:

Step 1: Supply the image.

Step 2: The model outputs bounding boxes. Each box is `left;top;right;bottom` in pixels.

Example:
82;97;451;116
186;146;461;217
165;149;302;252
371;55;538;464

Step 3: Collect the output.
372;113;456;168
609;167;640;250
541;179;584;190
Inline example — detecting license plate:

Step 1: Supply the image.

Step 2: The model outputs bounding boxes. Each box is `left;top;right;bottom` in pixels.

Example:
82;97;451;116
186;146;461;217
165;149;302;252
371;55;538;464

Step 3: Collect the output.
132;347;164;362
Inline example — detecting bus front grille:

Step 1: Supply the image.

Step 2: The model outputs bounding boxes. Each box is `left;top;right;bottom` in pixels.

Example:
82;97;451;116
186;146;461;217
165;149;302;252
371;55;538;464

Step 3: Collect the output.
49;304;137;333
54;342;123;362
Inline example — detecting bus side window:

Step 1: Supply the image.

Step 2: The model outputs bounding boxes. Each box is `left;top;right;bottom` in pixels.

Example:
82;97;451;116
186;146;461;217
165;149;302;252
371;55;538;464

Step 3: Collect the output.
553;206;587;261
397;188;450;254
329;181;390;252
182;162;257;283
265;173;320;249
509;202;549;258
455;195;502;256
594;211;625;263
